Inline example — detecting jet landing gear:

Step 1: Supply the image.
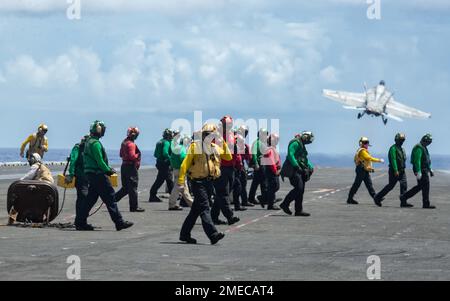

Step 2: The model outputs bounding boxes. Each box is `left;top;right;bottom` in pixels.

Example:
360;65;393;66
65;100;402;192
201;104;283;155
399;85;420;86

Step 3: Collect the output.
357;112;365;119
382;116;388;125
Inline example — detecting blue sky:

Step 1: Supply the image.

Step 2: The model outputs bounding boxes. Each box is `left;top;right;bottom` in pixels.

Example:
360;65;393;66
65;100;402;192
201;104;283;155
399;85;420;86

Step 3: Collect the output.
0;0;449;155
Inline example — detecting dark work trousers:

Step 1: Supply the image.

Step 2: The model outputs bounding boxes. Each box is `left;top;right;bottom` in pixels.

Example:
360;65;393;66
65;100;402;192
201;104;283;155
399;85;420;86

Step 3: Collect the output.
348;165;376;200
281;171;306;213
263;168;280;208
74;175;89;224
149;160;173;198
115;164;139;210
180;180;218;240
248;167;266;202
375;168;407;202
75;173;124;226
233;169;248;208
212;166;235;222
233;169;249;209
401;172;430;207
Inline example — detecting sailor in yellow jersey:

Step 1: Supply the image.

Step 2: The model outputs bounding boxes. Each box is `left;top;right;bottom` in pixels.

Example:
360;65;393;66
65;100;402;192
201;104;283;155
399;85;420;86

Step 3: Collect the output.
178;123;232;245
347;137;384;205
20;124;49;160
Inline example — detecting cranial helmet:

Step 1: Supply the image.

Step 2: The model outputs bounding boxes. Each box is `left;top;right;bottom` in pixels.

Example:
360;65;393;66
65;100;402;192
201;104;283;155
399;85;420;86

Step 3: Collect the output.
237;125;249;138
395;133;406;143
90;120;106;137
162;128;173;139
127;127;140;140
421;133;432;145
37;124;48;135
301;131;314;144
268;133;280;146
359;136;371;147
258;128;269;138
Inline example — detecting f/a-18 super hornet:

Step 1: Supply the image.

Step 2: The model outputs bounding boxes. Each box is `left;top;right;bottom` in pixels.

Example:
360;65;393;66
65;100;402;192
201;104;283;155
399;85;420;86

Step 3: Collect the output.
322;81;431;125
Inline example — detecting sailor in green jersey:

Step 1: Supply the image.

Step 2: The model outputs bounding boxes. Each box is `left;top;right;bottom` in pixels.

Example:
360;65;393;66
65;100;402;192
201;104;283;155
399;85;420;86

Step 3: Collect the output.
279;132;315;217
168;134;193;210
248;128;269;205
149;128;175;203
374;133;410;207
66;134;90;226
400;134;436;209
75;120;134;231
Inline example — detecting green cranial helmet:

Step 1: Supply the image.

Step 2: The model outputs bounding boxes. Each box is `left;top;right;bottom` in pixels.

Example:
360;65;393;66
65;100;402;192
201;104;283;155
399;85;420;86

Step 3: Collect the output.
301;131;314;144
395;133;406;143
163;128;173;139
421;133;432;145
90;120;106;137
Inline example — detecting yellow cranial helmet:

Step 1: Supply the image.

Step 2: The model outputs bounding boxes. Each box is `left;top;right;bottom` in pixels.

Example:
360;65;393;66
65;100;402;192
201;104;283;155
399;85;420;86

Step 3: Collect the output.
202;123;218;134
38;124;48;133
359;136;370;146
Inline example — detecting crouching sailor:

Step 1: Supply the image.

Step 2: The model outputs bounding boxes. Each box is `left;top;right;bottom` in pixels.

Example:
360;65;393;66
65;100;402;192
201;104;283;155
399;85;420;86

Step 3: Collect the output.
21;153;54;184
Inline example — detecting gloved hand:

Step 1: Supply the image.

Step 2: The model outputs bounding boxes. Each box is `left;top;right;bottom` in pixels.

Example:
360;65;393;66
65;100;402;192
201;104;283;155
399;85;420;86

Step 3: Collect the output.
430;170;435;177
178;184;185;193
64;175;74;184
415;172;422;181
394;171;399;178
20;152;24;158
380;159;385;164
106;168;117;176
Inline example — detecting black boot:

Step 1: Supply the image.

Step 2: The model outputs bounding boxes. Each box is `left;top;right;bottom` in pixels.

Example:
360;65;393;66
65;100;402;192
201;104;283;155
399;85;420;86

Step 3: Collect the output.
210;232;225;245
227;216;240;225
295;211;311;217
373;196;383;207
213;219;228;225
75;224;95;231
180;236;197;244
149;196;163;203
347;198;358;205
116;221;134;231
279;202;292;215
130;207;145;212
400;195;413;208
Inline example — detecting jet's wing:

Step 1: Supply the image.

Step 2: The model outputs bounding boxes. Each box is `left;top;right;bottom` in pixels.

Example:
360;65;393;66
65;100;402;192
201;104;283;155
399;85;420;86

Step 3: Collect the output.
322;89;366;107
385;100;431;120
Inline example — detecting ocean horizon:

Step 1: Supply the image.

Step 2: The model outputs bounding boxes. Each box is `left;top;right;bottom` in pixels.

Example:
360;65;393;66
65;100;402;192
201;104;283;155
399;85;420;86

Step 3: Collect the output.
0;147;449;170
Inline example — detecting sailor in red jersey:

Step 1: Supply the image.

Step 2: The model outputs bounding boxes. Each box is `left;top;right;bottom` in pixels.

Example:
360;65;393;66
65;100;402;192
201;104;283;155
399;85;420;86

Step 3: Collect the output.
233;127;253;210
115;127;145;212
211;115;240;226
262;133;281;210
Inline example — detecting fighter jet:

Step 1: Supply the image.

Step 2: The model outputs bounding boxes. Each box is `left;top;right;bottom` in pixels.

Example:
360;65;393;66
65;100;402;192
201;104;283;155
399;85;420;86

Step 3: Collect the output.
322;81;431;125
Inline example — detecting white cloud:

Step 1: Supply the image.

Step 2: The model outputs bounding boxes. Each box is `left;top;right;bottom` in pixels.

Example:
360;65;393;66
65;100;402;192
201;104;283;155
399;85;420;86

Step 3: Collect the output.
320;65;340;83
2;0;449;14
0;0;232;14
0;13;332;112
6;55;49;87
